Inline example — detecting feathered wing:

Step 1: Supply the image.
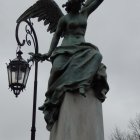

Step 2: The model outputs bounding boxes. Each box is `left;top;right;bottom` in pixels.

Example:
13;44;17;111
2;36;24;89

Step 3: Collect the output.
17;0;64;33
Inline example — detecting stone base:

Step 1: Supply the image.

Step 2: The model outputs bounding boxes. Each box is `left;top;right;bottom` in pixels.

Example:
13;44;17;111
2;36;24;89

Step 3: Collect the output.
49;88;104;140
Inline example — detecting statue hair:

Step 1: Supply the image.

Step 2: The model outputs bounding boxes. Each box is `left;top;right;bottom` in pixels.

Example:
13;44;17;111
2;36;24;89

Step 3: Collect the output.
62;0;85;13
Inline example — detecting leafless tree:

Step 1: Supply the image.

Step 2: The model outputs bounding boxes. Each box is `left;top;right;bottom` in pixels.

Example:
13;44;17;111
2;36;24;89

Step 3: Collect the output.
110;127;126;140
129;114;140;140
110;114;140;140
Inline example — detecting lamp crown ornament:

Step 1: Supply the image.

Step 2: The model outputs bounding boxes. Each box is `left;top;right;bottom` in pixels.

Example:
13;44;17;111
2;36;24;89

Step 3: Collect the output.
16;50;23;58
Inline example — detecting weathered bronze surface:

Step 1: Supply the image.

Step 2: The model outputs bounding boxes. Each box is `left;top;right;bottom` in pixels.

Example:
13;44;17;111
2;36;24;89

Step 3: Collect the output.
17;0;109;132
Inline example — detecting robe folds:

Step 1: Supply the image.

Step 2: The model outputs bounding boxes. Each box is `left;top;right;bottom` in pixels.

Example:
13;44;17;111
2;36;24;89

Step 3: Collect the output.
40;42;109;131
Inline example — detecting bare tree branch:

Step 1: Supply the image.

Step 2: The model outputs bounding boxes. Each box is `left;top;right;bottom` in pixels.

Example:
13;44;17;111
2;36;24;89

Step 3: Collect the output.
110;113;140;140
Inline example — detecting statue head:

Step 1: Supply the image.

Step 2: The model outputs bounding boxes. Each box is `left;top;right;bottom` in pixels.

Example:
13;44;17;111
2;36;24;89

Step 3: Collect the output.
62;0;85;13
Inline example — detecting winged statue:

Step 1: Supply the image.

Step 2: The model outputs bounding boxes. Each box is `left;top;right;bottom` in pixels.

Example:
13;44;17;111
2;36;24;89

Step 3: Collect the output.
17;0;109;139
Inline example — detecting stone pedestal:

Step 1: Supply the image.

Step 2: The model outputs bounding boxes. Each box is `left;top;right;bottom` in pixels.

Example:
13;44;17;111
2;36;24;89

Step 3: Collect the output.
50;88;104;140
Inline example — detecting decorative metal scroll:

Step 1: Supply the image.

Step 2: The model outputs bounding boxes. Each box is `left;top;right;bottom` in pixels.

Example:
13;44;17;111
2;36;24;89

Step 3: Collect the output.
15;19;39;54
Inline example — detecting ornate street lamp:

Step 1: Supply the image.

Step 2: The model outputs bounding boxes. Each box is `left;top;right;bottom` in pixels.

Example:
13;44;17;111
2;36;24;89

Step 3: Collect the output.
7;50;31;97
7;19;39;140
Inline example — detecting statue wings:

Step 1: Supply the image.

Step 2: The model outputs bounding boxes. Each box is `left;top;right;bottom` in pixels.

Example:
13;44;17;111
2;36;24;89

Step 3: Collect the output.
17;0;64;33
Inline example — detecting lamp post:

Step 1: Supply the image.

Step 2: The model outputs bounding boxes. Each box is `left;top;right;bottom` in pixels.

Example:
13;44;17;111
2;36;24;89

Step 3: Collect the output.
7;19;39;140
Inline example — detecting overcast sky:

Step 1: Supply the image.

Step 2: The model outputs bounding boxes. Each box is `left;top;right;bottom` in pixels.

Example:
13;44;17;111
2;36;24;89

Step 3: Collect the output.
0;0;140;140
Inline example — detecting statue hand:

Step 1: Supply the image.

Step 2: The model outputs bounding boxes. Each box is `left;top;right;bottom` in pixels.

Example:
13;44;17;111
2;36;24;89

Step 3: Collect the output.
28;52;51;63
28;52;44;62
41;53;51;62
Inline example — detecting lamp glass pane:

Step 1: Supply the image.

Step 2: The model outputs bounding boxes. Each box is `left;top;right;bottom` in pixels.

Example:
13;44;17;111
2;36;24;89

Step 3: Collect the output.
18;70;25;84
12;71;18;84
18;65;26;85
7;67;12;85
10;64;17;84
23;67;30;86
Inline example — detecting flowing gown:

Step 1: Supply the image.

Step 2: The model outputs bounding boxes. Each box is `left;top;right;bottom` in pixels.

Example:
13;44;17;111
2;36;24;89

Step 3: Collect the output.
40;42;109;139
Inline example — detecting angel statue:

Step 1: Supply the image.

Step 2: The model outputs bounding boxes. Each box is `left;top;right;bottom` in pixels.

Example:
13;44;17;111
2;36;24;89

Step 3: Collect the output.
17;0;109;139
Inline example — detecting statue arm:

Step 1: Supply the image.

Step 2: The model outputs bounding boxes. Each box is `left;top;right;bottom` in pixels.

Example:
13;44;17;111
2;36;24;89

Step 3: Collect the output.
47;17;65;56
82;0;104;16
47;32;60;56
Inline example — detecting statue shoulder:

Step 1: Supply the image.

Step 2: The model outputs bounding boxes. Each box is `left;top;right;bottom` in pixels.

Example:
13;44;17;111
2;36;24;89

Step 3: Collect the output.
58;15;68;25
